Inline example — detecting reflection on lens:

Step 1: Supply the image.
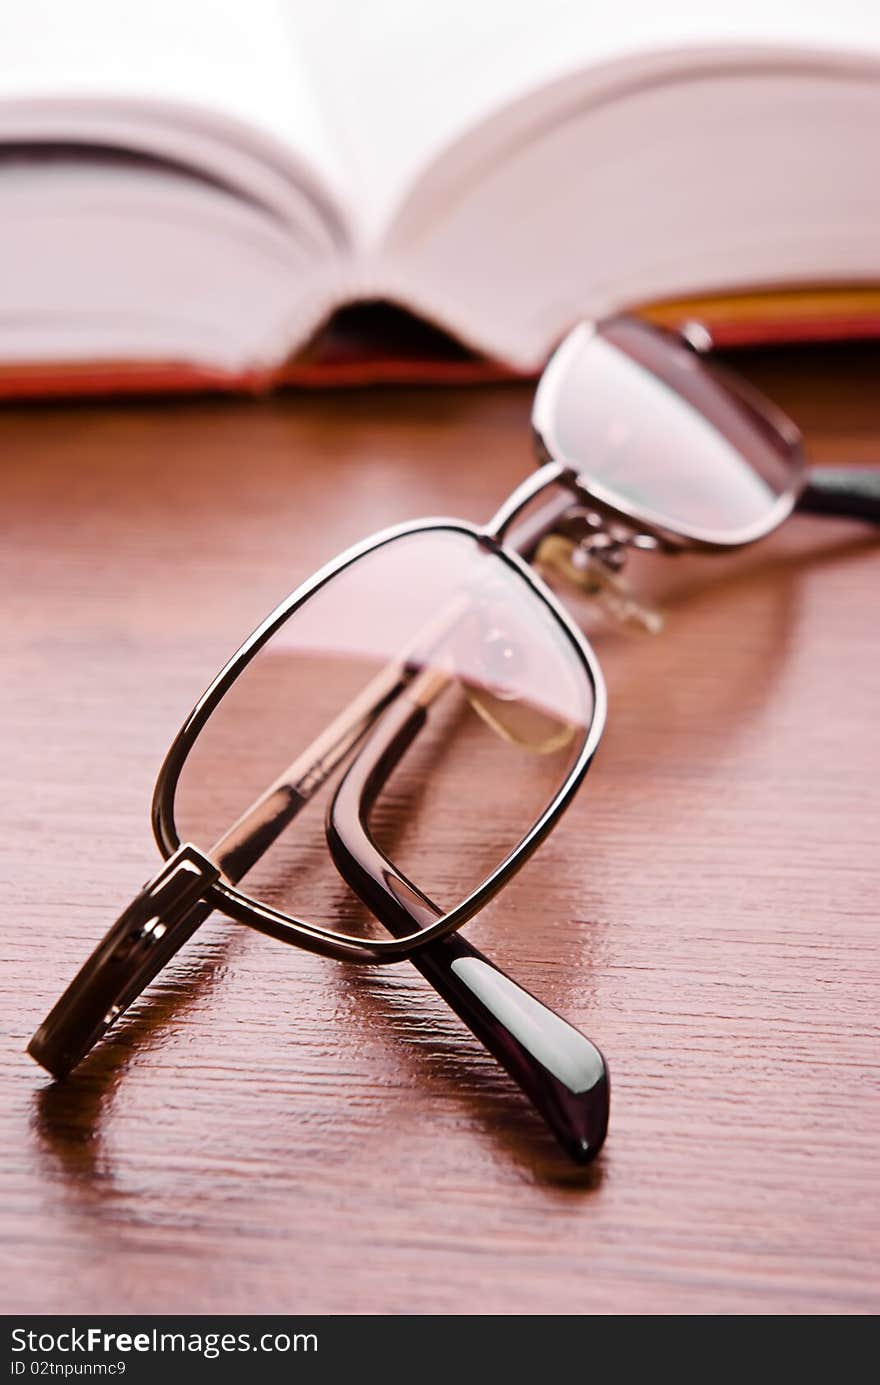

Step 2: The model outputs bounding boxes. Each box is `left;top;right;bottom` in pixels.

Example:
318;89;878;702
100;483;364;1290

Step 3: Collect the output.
173;528;594;943
534;317;803;542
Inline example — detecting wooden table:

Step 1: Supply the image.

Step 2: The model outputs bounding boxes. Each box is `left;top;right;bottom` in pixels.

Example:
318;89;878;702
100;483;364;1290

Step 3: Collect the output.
2;344;878;1316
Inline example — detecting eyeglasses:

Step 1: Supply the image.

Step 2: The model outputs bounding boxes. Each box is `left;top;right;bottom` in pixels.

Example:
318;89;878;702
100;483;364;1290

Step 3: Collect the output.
29;315;879;1165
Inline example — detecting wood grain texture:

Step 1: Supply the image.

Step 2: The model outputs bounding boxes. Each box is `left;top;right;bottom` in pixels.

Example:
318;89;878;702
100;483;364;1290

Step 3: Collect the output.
1;345;879;1315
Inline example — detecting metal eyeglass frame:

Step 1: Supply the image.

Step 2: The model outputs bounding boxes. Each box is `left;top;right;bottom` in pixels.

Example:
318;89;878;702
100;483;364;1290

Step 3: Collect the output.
28;465;614;1162
27;312;880;1167
152;499;606;964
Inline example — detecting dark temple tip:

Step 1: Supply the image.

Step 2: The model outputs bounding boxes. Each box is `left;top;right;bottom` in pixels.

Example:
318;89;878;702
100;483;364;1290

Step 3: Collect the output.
26;1026;72;1082
799;466;880;524
560;1065;609;1165
537;1034;609;1166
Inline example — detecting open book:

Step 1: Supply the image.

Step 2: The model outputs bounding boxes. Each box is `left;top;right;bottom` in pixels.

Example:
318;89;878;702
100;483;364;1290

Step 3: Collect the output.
2;1;880;395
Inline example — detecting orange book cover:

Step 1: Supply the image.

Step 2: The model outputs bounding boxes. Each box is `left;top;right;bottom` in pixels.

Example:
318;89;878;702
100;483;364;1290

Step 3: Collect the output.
1;286;878;403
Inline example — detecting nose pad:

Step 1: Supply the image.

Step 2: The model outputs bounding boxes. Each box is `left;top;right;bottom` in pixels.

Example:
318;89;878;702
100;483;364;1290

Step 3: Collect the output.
463;681;577;753
535;534;664;634
449;616;575;753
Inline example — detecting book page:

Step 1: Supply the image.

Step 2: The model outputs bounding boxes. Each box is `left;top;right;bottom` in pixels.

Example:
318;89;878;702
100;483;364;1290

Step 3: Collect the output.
0;0;350;223
290;0;880;245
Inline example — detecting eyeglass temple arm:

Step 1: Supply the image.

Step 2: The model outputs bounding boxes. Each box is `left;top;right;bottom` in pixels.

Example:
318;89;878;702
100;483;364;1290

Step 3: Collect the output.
679;325;880;526
215;655;608;1163
798;465;880;524
28;667;413;1080
325;679;609;1164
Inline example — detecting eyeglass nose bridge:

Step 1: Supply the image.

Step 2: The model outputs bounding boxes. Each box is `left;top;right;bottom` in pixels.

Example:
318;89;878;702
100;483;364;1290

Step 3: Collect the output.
27;843;219;1079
